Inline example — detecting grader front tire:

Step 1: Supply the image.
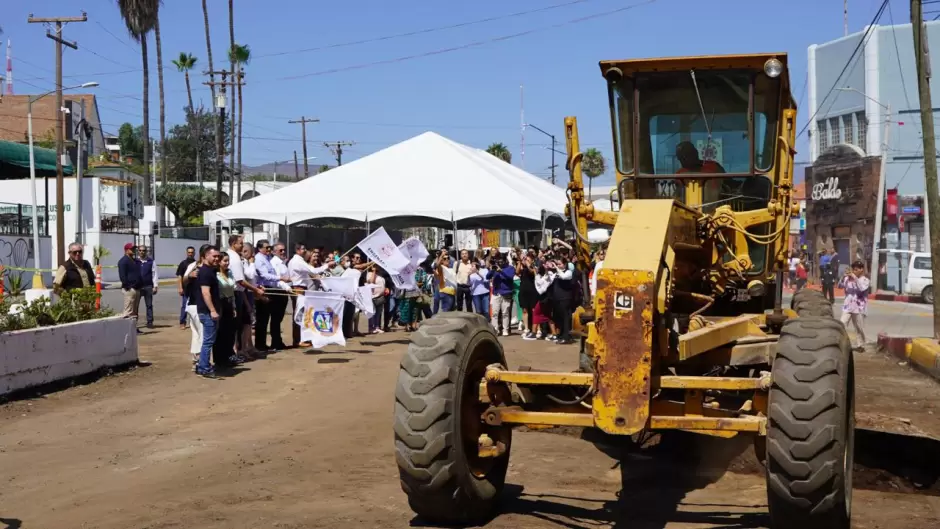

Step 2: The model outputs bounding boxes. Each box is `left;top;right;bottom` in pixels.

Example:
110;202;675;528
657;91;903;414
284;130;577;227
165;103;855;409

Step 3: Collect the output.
767;316;854;529
394;312;512;525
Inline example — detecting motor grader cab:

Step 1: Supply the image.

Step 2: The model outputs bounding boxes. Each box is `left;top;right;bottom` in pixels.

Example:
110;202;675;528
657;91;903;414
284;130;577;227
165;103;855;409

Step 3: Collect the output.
394;53;854;529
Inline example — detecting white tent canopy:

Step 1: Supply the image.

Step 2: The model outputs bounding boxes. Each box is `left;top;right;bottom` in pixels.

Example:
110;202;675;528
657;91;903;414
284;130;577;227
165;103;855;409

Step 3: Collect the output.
206;131;569;229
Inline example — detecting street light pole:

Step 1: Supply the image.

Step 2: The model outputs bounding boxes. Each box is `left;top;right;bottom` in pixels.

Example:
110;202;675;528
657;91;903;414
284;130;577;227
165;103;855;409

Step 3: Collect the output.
26;81;97;288
524;123;557;184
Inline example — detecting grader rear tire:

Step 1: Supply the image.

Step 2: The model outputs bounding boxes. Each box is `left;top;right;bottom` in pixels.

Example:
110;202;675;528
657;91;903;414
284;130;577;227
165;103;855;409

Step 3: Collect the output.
767;316;854;529
394;312;512;525
790;289;834;318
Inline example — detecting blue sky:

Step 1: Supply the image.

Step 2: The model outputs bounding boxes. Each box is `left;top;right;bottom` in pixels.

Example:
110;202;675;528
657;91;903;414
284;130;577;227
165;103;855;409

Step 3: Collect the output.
4;0;892;185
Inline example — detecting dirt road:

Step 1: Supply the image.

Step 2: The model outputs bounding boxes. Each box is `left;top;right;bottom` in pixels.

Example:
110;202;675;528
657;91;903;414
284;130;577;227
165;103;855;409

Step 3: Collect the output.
1;321;939;529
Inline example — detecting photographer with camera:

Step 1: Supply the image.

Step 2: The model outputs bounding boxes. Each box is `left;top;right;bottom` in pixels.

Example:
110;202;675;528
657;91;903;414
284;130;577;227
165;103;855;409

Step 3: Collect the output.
489;252;516;336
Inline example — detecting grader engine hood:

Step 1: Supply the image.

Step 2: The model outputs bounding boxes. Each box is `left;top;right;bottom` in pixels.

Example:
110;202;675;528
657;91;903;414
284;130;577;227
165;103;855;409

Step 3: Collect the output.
593;199;700;434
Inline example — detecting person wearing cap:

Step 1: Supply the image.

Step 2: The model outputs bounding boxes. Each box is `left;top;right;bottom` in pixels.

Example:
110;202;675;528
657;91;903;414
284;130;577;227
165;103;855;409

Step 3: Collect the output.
118;242;142;324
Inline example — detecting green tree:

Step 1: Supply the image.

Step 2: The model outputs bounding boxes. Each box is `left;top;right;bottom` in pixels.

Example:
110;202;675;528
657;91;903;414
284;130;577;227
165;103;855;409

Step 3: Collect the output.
117;122;142;160
229;43;251;200
582;148;607;179
160;107;231;182
156;184;225;226
486;142;512;163
117;0;160;208
200;0;222;204
317;164;331;174
171;52;200;181
31;129;56;150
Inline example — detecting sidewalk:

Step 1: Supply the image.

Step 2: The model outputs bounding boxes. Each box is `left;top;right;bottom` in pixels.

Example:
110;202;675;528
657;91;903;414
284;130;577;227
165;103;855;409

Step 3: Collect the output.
784;283;923;304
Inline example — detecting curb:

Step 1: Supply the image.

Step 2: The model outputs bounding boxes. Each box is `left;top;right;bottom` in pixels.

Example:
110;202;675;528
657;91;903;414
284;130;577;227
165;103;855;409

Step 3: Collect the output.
877;333;940;380
873;291;917;303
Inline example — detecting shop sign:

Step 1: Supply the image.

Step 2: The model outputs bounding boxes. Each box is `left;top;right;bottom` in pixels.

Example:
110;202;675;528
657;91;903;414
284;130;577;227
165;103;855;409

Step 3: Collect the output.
811;176;842;201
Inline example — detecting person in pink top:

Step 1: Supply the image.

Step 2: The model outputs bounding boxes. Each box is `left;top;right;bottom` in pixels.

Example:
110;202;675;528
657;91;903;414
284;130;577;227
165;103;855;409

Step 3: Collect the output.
838;260;871;351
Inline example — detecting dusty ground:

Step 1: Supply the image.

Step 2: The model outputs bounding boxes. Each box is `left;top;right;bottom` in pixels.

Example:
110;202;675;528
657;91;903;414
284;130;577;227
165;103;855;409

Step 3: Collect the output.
2;317;940;529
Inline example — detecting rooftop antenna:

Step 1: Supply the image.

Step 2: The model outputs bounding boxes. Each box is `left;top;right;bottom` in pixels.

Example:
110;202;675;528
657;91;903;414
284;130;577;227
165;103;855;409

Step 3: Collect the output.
520;84;525;169
5;38;11;95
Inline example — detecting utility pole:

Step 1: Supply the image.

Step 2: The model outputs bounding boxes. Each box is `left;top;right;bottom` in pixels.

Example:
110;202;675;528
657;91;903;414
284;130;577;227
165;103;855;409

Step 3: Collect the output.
293;150;299;180
871;103;891;292
74;97;88;245
204;70;236;208
324;141;355;166
288;116;318;177
28;11;87;266
912;0;940;338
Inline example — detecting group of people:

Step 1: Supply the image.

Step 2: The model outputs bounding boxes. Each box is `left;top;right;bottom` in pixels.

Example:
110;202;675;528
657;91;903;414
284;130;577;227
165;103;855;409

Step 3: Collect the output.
429;242;590;345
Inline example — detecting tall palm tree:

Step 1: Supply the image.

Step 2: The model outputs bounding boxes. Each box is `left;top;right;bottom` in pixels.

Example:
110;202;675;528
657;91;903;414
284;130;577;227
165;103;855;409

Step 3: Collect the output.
227;0;236;203
154;14;167;208
582;148;607;179
229;44;251;201
201;0;222;205
117;0;160;208
172;52;200;182
486;142;512;163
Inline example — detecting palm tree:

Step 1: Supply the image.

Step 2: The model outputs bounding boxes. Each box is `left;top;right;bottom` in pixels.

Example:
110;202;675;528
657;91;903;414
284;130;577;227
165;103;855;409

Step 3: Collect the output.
486;142;512;163
582;148;607;179
117;0;160;209
201;0;222;205
154;13;167;222
172;52;200;182
227;0;236;203
229;44;251;201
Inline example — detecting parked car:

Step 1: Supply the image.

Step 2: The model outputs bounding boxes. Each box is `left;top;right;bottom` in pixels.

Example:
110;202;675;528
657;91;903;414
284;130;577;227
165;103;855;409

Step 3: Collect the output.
904;251;933;304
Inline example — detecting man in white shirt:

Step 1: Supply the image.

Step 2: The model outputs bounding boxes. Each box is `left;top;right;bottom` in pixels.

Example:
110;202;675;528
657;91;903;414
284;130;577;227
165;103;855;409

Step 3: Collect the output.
287;243;334;347
267;242;292;350
227;235;264;353
590;248;605;302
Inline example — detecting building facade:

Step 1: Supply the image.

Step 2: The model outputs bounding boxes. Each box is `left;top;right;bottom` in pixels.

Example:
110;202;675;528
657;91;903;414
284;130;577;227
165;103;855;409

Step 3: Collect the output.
807;21;940;290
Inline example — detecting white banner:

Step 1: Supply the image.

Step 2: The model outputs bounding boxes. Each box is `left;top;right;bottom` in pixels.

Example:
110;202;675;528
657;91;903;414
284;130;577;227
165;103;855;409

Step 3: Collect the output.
300;291;346;348
354;286;376;315
390;261;418;290
320;276;358;301
357;227;410;274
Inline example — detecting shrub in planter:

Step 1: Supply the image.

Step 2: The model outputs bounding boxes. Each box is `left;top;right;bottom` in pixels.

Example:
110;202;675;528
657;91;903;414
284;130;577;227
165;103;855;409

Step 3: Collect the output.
0;287;114;333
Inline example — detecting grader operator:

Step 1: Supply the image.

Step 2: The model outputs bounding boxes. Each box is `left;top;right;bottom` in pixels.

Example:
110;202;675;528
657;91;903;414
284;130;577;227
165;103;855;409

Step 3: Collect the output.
393;53;854;529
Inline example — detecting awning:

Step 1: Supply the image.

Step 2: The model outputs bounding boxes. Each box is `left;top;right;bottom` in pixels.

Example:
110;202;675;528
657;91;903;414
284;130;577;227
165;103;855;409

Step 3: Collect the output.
0;139;74;176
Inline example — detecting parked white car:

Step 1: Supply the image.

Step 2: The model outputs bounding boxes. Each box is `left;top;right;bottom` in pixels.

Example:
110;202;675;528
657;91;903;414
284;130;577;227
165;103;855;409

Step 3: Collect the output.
904;252;933;303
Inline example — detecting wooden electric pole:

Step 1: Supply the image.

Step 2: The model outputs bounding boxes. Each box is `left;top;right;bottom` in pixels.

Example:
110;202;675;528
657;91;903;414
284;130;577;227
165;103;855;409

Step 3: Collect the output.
28;11;87;266
204;70;238;208
324;141;355;166
912;0;940;337
288;116;318;177
293;150;300;180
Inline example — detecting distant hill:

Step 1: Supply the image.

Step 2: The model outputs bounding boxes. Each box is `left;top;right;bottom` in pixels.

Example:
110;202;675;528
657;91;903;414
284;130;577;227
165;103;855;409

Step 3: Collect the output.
240;162;332;180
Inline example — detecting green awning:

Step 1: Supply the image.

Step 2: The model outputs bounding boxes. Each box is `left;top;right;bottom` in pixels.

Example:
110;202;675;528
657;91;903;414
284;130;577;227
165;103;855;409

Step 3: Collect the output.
0;140;74;176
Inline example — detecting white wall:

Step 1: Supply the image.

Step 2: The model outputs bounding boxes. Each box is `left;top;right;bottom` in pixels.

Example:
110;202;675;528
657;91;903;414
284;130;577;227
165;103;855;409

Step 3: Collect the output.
154;236;209;274
0;235;53;289
95;233;136;283
0;316;138;396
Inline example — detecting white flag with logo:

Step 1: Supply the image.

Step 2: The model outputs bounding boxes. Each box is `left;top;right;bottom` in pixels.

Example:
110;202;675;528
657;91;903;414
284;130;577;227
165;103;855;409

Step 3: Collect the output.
357;227;410;273
300;291;346;348
320;276;358;301
354;285;376;316
390;237;429;290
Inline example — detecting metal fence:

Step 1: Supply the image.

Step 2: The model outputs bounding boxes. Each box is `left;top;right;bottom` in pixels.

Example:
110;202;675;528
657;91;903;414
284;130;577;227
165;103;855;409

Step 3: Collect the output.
100;213;139;234
0;202;48;237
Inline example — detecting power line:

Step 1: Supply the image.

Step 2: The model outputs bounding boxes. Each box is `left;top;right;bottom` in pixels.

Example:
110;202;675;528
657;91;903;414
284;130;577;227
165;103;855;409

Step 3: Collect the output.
798;0;888;138
887;1;923;137
255;0;599;59
279;0;659;80
93;20;136;52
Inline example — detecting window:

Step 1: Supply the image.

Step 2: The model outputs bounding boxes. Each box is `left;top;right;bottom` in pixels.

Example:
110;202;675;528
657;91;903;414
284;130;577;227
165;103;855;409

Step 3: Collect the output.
914;256;932;270
844;117;854;148
628;70;779;175
856;112;868;153
829;117;840;146
817;120;829;153
608;75;635;175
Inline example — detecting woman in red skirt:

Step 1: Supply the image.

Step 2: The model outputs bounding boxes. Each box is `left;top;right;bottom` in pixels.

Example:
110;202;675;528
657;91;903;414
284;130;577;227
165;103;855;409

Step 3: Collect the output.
533;264;554;339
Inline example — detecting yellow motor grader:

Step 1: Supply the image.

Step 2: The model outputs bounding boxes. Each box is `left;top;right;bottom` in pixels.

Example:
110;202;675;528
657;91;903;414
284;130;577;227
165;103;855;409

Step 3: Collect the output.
394;53;853;529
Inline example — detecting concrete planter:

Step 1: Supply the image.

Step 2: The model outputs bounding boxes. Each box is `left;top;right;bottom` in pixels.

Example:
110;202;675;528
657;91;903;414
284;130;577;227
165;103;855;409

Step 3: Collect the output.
0;316;138;396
